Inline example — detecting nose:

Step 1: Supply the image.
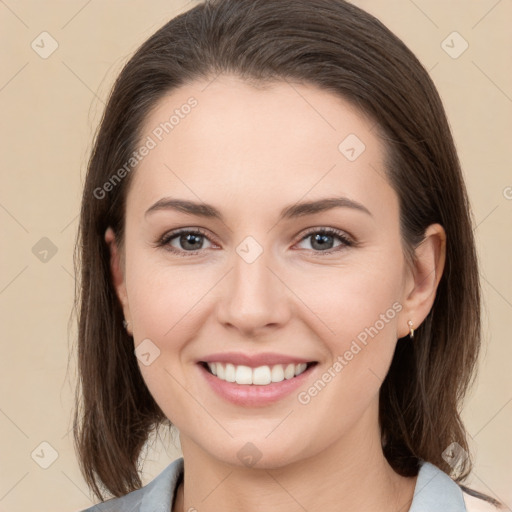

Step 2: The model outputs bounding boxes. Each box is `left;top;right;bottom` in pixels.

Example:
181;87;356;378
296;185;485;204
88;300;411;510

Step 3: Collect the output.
215;242;292;337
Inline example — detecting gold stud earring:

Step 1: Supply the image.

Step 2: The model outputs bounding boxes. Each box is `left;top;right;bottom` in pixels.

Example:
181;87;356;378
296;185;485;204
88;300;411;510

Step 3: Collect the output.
407;320;414;339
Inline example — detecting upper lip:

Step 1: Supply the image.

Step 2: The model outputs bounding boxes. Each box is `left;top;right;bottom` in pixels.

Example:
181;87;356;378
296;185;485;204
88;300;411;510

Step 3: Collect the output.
198;352;316;368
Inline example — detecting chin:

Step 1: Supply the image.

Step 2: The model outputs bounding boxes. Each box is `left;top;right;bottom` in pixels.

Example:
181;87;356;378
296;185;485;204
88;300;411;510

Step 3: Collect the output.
195;432;314;470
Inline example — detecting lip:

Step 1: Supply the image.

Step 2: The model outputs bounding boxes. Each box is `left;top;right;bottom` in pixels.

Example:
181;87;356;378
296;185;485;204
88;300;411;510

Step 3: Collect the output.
198;351;314;367
197;360;319;407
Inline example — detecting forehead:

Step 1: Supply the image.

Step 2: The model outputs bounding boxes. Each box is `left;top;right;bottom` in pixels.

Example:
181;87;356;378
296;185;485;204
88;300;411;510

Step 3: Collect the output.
126;74;397;223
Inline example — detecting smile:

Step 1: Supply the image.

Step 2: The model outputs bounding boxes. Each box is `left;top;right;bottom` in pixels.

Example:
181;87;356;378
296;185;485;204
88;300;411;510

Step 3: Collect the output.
202;361;315;385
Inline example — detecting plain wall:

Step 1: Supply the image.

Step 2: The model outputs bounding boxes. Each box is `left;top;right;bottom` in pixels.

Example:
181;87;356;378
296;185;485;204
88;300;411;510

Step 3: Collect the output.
0;1;510;510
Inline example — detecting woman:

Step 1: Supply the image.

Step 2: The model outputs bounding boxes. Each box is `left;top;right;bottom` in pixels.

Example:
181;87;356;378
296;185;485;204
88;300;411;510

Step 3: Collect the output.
73;0;503;510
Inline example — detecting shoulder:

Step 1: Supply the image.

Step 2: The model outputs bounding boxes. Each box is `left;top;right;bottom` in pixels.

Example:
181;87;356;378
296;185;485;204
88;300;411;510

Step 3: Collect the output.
76;457;184;512
462;489;503;512
412;460;502;512
411;460;467;510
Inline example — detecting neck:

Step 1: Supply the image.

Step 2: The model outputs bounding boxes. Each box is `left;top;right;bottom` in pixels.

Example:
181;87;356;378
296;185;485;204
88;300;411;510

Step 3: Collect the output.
173;405;417;512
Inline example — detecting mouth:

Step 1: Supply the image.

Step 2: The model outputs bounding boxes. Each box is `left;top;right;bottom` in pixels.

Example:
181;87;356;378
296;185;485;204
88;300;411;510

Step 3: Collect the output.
199;361;318;386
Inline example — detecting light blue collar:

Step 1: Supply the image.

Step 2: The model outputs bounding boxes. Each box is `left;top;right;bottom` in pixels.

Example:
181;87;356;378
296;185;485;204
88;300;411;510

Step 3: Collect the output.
82;457;467;511
409;459;466;511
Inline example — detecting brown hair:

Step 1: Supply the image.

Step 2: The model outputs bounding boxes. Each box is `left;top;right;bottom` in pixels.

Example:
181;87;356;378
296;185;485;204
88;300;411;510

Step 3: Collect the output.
72;0;501;506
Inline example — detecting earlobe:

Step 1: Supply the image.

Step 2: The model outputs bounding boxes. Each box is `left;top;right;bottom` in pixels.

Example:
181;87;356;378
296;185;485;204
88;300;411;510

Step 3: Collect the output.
104;227;131;330
400;223;447;338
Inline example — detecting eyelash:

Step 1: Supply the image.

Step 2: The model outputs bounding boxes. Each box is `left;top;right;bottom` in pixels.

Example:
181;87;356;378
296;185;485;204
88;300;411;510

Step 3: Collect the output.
155;227;354;257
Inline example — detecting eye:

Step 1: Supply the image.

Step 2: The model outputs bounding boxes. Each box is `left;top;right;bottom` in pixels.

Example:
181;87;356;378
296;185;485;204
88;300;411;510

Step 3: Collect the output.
294;227;353;255
156;228;216;256
155;226;354;257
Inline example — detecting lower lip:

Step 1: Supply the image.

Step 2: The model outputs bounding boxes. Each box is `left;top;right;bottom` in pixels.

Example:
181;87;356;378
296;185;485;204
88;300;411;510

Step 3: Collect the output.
197;363;317;407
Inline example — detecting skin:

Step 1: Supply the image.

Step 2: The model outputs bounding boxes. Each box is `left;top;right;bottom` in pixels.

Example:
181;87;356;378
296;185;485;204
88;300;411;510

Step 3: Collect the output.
105;74;446;512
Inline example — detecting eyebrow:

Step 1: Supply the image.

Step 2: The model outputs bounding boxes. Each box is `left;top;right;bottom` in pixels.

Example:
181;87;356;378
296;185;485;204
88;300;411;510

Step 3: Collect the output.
144;196;373;221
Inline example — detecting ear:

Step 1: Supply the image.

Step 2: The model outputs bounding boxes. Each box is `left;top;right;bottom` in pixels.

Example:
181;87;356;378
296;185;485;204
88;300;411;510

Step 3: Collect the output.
397;223;446;339
104;227;132;335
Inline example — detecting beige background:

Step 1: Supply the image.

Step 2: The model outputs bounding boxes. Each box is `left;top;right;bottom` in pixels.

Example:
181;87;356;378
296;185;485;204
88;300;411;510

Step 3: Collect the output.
0;1;510;510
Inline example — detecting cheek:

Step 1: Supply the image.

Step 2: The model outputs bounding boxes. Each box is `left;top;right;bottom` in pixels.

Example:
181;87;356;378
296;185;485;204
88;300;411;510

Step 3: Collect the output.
302;257;403;344
297;255;403;396
127;252;213;340
293;272;402;443
125;255;219;421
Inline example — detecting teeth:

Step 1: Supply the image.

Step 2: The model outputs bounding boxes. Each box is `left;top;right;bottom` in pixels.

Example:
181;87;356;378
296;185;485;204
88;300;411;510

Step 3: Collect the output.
235;365;252;384
271;364;285;383
225;363;236;382
205;362;309;385
284;363;295;379
216;363;225;380
253;365;271;385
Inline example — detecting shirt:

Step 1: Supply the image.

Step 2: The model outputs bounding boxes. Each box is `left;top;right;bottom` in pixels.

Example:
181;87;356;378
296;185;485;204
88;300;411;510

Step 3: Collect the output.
78;457;499;512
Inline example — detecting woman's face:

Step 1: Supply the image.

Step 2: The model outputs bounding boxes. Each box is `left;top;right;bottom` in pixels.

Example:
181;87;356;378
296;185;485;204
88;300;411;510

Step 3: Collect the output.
106;74;443;468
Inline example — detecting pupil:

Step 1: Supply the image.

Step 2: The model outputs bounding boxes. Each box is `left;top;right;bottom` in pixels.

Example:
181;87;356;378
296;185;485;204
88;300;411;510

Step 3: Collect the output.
181;233;202;250
312;233;333;250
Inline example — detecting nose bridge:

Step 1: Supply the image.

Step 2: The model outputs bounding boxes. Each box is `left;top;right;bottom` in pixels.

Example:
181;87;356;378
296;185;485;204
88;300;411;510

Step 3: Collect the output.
216;235;289;334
